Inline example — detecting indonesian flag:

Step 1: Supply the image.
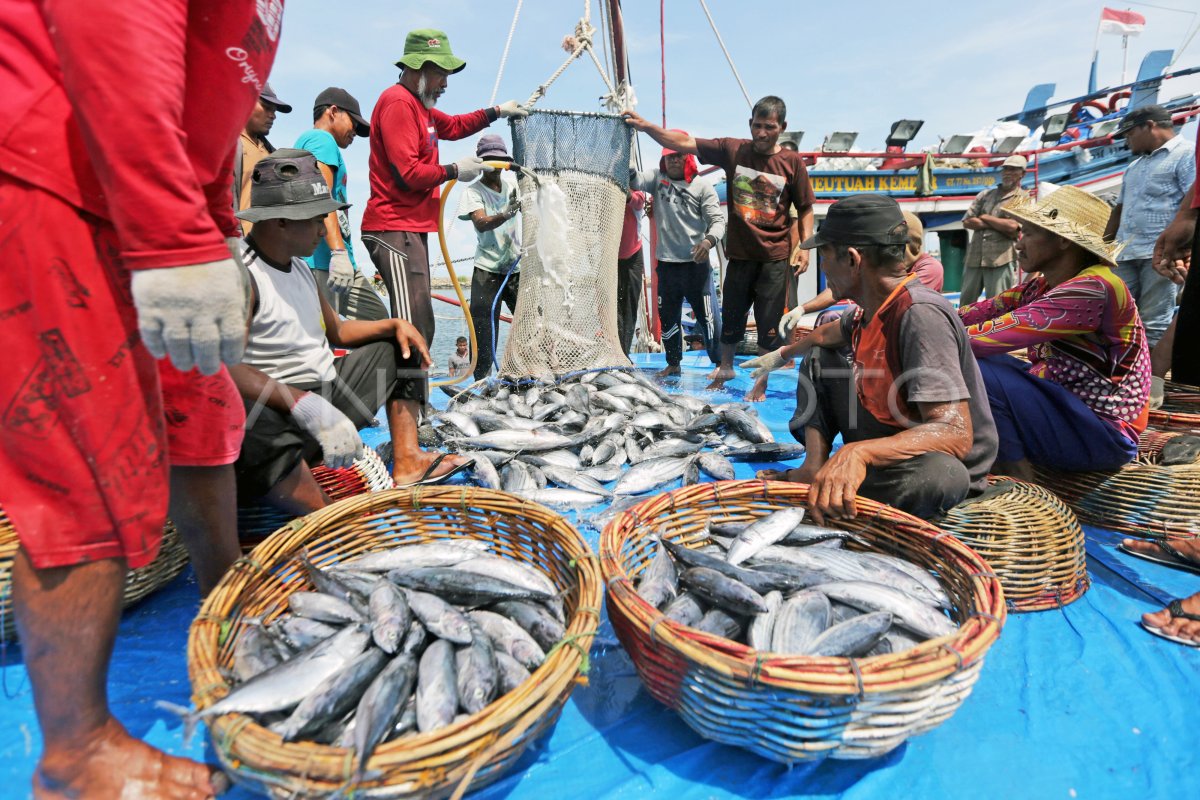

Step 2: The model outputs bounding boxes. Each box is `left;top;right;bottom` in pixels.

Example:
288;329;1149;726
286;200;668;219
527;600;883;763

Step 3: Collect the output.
1099;8;1146;36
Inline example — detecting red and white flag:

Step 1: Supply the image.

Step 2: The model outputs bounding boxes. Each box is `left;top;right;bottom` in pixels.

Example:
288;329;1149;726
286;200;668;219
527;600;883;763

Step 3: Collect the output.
1099;7;1146;36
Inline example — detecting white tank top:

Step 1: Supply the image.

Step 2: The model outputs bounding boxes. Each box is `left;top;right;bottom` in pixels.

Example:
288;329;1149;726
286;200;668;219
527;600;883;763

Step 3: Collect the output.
241;240;337;384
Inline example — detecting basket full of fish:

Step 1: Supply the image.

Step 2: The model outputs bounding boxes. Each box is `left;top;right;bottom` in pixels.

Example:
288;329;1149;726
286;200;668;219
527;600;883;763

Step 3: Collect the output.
184;486;601;799
433;368;805;507
599;480;1006;763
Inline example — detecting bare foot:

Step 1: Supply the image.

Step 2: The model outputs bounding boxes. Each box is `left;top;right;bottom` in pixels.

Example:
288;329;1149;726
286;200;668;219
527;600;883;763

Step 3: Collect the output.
705;366;735;391
656;365;681;378
393;450;469;486
1143;591;1200;644
35;718;222;799
1121;537;1200;565
743;374;769;402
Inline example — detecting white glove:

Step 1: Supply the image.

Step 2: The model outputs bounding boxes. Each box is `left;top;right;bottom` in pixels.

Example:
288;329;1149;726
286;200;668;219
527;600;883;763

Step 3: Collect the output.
131;258;248;375
290;392;363;470
327;250;354;295
454;156;485;183
778;305;807;341
740;349;787;380
1150;375;1165;411
496;100;529;119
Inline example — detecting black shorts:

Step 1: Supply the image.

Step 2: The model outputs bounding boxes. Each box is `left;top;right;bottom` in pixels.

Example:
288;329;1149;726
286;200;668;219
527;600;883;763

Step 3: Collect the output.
235;341;424;500
720;258;789;349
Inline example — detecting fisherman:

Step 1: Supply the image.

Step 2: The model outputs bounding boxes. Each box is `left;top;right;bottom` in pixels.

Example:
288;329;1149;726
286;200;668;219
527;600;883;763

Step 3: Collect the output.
449;336;472;378
743;211;944;401
959;185;1150;480
361;28;528;350
233;150;471;505
630;133;726;377
623;97;816;392
616;189;649;357
1120;131;1200;646
295;87;390;321
456;134;521;380
755;195;999;524
1103;105;1194;358
237;82;293;235
0;3;279;796
960;154;1028;304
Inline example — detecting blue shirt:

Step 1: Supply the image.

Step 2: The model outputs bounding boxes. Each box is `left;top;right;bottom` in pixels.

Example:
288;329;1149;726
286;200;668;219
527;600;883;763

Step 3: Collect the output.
294;128;358;271
1116;134;1195;260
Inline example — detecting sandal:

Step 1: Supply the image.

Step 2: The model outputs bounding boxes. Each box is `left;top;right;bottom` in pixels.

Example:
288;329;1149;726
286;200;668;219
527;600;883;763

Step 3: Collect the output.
1116;540;1200;575
397;452;470;488
1141;598;1200;648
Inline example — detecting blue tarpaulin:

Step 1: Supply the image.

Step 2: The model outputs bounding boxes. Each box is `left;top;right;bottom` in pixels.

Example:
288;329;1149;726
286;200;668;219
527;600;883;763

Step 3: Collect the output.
1;353;1197;799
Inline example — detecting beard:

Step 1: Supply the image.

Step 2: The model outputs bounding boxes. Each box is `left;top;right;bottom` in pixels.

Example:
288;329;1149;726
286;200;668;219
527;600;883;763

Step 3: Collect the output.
417;74;439;109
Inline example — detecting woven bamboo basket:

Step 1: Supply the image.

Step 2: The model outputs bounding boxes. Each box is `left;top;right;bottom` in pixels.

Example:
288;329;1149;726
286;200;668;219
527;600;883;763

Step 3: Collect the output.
936;477;1088;612
236;445;393;550
1035;429;1200;540
0;508;190;641
189;486;602;799
599;480;1005;763
1148;379;1200;432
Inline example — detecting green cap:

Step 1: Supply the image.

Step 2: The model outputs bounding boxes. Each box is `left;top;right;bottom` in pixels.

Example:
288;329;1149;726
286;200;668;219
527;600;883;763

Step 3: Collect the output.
395;29;467;74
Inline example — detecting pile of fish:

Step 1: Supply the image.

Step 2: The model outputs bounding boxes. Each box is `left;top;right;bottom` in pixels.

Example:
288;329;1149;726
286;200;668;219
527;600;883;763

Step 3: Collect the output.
414;369;804;508
635;508;958;658
166;541;568;777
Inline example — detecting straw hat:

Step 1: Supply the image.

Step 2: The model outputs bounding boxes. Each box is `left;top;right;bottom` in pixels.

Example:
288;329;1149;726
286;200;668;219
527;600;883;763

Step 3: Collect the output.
1001;184;1122;266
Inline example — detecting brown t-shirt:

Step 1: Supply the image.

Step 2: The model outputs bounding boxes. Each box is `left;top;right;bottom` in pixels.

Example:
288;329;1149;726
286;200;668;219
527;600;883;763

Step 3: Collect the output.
695;137;814;262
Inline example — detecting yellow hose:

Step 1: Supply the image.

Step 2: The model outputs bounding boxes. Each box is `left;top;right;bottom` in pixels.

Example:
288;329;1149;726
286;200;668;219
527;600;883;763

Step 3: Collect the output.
432;160;516;387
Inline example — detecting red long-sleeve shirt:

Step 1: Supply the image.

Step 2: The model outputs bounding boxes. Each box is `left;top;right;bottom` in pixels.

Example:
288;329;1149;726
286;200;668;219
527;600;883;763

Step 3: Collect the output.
362;83;494;233
0;0;282;270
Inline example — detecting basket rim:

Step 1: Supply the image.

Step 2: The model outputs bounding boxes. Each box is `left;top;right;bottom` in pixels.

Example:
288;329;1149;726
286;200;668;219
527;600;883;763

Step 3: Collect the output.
187;486;603;794
599;479;1006;694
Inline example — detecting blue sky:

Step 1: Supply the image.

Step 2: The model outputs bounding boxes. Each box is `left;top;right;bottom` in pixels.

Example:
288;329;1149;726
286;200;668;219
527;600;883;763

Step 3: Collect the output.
264;0;1200;274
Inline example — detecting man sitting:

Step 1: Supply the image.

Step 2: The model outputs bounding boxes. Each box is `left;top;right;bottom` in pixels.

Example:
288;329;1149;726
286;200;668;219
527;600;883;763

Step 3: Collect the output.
757;195;998;523
233;150;467;512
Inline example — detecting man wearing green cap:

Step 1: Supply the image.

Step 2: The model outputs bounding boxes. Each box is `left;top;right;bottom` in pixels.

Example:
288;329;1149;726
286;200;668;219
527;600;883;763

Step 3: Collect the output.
362;28;527;350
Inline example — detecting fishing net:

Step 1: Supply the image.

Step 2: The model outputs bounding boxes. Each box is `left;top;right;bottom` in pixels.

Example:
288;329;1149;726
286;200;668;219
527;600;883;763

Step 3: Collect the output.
499;109;632;376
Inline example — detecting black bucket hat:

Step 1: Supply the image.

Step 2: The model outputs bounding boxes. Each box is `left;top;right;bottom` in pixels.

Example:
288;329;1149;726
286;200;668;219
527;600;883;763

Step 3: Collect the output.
235;149;349;222
798;194;909;250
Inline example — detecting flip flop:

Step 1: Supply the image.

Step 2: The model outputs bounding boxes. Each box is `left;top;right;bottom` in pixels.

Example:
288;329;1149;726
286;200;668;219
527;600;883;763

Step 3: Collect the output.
1141;599;1200;648
397;452;471;488
1116;540;1200;575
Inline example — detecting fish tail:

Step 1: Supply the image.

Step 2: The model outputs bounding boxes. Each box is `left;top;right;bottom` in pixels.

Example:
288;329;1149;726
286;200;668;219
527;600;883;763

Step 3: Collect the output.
155;700;200;744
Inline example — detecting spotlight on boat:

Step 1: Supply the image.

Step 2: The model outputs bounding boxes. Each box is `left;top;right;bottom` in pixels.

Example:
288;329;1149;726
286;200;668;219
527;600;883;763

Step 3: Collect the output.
778;132;804;151
993;135;1025;154
1090;118;1121;140
886;119;924;148
1041;113;1070;144
941;134;974;154
821;131;859;152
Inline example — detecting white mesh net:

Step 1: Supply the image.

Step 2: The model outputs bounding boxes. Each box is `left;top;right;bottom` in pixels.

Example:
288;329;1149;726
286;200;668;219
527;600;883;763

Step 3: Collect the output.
499;110;632;377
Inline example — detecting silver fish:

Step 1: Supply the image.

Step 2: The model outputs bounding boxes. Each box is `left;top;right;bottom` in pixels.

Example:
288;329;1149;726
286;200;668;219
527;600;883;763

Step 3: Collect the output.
720;407;770;444
288;591;364;624
369;581;410;654
748;590;782;651
437;410;481;437
489;600;566;651
663;593;706;627
453;555;558;597
723;442;806;462
416;639;459;733
493;650;533;694
697;452;736;481
695;608;743;639
270;616;338;651
403;590;473;644
232;623;284;682
582;463;623;483
466;453;502;490
814;581;957;640
343;540;490;573
456;620;498;715
527;487;608;508
726;507;808;566
612;456;691;496
807;611;894;657
277;648;388;742
540;464;614;498
451;429;575;452
353;654;417;773
681;567;768;616
771;589;832;654
636;540;678;610
389;567;553;606
468;609;546;670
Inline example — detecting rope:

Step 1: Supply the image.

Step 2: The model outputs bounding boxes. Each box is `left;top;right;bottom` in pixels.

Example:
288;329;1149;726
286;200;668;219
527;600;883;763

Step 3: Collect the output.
660;0;667;127
524;21;594;109
696;0;753;109
489;0;524;107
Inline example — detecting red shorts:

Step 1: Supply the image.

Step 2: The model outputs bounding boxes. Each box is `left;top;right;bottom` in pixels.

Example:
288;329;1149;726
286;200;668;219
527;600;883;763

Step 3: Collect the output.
159;362;245;467
0;176;168;569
